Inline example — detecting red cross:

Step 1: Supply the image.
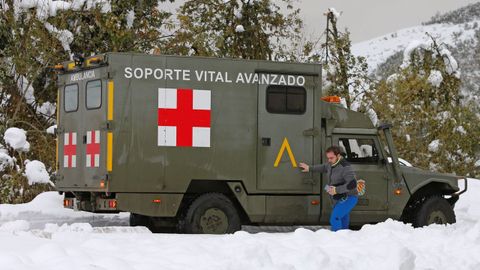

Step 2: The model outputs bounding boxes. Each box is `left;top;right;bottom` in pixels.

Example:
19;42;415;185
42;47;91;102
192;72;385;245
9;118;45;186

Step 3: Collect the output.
157;89;211;147
86;130;100;167
64;132;76;168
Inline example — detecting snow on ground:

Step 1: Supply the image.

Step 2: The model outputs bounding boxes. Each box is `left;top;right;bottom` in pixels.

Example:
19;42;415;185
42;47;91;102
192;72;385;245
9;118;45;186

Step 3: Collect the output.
0;179;478;269
0;192;129;229
352;21;479;72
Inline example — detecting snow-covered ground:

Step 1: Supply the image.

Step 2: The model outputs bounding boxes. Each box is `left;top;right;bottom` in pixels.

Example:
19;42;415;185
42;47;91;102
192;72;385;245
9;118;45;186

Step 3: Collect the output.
0;179;479;269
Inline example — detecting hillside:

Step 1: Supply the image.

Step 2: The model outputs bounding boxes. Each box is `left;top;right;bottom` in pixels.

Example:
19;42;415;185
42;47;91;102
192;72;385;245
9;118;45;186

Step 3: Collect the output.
352;3;480;101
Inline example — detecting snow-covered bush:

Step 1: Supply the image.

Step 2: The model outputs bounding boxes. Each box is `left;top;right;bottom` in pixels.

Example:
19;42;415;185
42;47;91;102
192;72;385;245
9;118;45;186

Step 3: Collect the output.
370;34;480;176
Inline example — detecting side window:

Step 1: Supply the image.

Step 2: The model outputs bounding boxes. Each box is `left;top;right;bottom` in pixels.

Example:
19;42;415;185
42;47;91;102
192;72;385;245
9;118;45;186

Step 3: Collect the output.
266;85;306;114
86;79;102;109
64;84;78;112
338;138;380;164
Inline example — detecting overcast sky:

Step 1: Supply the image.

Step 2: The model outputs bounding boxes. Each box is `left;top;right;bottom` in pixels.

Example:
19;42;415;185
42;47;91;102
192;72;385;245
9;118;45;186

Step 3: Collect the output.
300;0;479;42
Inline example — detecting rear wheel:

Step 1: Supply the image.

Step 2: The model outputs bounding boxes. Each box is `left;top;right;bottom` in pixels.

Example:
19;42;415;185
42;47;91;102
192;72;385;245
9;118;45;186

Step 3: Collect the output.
182;193;241;234
413;196;456;227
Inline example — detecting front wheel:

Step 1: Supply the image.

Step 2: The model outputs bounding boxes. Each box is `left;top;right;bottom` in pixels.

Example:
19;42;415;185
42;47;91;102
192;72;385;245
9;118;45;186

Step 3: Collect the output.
182;193;241;234
413;196;456;227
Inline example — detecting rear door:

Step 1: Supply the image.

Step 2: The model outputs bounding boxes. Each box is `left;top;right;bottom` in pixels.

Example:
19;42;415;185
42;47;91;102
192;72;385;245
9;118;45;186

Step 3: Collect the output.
82;75;108;189
57;68;107;190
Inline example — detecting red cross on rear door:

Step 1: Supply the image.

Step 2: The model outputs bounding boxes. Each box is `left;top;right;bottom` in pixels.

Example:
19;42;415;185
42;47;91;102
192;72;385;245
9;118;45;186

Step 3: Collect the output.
63;132;77;168
86;130;100;167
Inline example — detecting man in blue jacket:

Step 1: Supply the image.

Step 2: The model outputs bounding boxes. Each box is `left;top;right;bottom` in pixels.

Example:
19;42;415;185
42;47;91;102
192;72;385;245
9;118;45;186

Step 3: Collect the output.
299;145;358;231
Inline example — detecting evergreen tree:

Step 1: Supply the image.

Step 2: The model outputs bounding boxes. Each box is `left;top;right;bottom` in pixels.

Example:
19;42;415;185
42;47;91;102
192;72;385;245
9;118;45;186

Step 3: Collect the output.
164;0;303;60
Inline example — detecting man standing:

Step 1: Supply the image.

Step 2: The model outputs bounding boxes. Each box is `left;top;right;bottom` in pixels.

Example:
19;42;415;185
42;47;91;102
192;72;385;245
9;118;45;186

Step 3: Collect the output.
299;145;358;231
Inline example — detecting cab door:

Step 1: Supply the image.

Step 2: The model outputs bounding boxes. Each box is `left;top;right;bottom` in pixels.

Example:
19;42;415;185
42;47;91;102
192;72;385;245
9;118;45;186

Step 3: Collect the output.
256;77;316;192
332;135;389;212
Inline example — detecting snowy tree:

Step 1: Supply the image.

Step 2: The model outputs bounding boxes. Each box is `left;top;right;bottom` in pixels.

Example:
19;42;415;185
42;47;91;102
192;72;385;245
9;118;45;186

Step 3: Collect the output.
370;34;480;176
322;8;371;110
164;0;303;60
0;0;174;203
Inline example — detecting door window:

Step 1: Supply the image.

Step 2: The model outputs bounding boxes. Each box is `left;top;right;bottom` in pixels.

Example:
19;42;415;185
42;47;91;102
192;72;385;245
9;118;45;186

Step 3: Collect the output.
86;79;102;109
64;84;78;112
338;138;380;163
266;85;306;114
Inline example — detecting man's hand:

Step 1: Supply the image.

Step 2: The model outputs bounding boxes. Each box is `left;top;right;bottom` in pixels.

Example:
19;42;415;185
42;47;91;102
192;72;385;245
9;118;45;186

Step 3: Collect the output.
327;186;337;195
298;162;309;172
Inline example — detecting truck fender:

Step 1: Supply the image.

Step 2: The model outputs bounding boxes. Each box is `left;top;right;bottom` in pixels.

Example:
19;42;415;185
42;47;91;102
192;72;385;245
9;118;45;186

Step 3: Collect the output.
409;178;459;196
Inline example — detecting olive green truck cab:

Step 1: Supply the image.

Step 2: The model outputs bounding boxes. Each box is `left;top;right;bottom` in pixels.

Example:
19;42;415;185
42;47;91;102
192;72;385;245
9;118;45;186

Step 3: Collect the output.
52;53;467;233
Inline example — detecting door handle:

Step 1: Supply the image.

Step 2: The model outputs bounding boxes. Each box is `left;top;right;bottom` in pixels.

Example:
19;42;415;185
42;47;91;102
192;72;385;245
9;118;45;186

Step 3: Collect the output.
303;128;319;137
261;137;271;146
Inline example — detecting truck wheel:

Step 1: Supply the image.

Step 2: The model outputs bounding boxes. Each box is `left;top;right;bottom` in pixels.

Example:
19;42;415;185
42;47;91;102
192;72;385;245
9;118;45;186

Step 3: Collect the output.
182;193;241;234
413;196;456;227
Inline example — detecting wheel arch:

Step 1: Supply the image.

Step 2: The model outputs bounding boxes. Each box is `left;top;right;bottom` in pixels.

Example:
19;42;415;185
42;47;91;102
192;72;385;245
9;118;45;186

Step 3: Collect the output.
409;178;459;197
178;180;251;224
400;179;458;223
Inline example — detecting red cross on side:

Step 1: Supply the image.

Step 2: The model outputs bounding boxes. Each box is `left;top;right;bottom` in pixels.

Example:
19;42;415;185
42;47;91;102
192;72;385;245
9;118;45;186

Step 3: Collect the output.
157;89;211;147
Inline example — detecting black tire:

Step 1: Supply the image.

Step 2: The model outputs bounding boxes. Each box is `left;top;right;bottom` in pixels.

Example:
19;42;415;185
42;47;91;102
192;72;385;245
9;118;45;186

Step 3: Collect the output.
182;193;241;234
412;196;456;227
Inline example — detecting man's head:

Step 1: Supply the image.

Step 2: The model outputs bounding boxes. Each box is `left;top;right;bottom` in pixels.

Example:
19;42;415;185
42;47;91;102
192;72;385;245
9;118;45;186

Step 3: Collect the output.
326;145;343;165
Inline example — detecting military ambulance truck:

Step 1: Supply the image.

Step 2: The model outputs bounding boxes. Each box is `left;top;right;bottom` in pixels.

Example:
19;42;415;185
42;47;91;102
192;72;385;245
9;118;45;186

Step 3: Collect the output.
52;53;467;233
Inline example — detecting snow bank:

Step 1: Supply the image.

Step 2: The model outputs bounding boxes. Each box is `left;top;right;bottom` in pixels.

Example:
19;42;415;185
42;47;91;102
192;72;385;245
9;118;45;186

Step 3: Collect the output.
0;192;130;229
0;180;479;269
3;127;30;152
